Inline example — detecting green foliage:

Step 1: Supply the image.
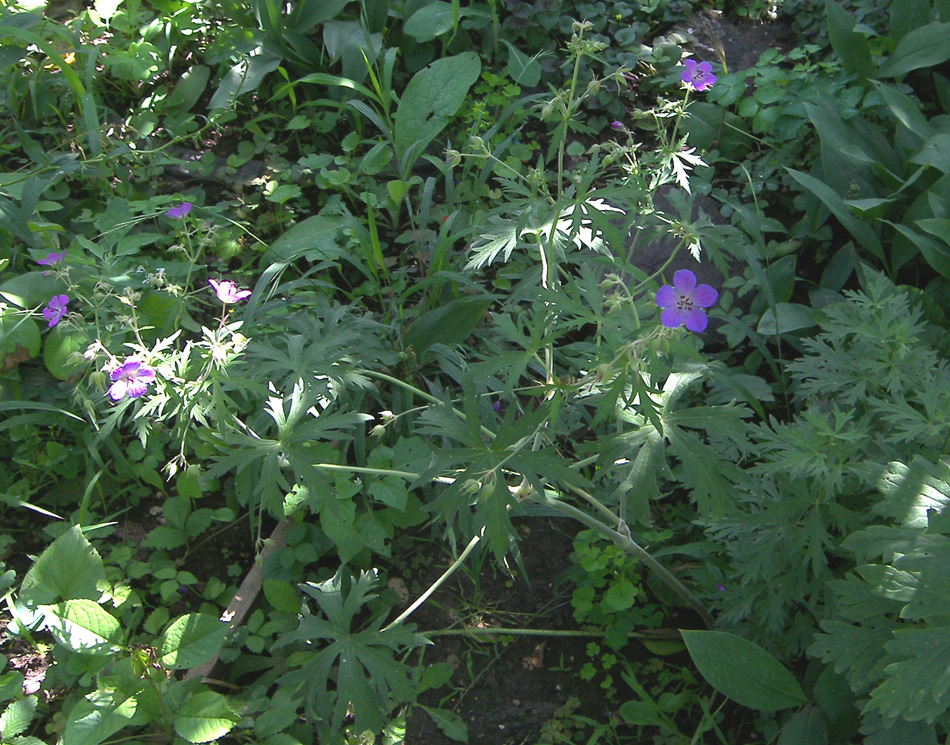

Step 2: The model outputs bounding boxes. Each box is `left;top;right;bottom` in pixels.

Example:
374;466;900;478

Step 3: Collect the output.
4;0;950;742
275;568;429;740
704;272;950;737
567;529;663;649
681;630;808;711
393;52;482;170
788;3;950;281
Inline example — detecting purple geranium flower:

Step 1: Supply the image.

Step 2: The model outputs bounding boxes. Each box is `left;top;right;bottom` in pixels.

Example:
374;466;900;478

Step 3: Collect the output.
681;59;717;92
38;251;66;271
656;269;718;332
109;359;157;401
166;202;192;219
42;295;69;327
208;279;251;304
610;120;624;130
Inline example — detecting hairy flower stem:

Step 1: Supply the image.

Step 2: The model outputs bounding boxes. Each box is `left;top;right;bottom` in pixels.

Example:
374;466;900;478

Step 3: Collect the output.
537;494;714;629
556;33;585;200
364;370;496;440
383;530;483;631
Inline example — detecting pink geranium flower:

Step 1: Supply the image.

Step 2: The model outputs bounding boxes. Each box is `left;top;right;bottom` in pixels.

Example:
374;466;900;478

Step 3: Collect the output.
42;295;69;327
681;59;717;92
109;359;157;401
208;279;251;304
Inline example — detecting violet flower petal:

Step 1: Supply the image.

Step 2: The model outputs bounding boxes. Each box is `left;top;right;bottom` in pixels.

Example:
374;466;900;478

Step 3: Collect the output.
691;284;719;308
673;269;698;293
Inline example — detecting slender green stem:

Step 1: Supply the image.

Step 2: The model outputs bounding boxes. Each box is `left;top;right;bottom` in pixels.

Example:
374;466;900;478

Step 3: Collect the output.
365;369;443;405
383;531;483;631
670;88;690;146
432;627;678;639
561;484;623;528
535;493;713;629
629;239;685;296
311;463;420;479
557;42;585;199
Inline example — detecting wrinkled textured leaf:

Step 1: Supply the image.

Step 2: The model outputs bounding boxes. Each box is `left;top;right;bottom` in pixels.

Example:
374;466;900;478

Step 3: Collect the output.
174;691;239;743
20;525;104;605
41;599;123;655
156;614;230;669
0;695;36;739
63;689;145;745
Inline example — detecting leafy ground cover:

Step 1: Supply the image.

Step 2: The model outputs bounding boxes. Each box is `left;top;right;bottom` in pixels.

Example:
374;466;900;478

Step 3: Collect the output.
3;0;950;743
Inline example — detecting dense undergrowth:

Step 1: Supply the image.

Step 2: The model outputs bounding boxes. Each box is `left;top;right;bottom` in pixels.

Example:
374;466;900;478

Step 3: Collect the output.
2;0;950;743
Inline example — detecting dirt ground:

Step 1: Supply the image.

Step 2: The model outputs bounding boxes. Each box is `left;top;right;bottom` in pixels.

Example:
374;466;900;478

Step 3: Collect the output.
402;518;612;745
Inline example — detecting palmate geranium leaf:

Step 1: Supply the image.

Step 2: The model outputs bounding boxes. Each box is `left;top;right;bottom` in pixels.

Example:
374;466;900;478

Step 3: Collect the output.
867;627;950;723
419;390;593;560
207;379;370;518
275;569;428;736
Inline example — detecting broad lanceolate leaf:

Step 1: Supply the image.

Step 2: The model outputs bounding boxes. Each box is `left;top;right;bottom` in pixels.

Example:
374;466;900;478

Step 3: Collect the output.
403;1;456;42
786;167;883;262
825;0;873;79
681;630;808;711
877;22;950;78
393;52;480;166
174;691;240;743
156;614;230;670
208;45;282;110
260;214;351;265
404;296;492;357
19;525;105;606
777;706;829;745
40;599;123;655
